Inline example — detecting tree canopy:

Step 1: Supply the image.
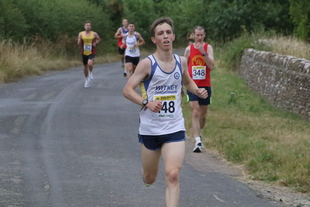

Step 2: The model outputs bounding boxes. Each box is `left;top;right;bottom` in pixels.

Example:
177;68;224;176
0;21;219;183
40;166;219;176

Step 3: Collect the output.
0;0;308;45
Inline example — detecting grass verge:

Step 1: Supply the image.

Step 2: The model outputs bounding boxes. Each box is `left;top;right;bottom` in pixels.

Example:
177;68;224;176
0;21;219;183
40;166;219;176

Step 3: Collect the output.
182;61;310;193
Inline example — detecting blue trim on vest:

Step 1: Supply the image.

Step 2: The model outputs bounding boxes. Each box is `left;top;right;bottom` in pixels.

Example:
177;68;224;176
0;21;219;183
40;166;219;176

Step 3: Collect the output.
142;54;182;91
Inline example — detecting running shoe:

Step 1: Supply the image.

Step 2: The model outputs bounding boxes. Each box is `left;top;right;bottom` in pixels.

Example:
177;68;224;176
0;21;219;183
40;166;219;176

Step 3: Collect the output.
89;72;94;80
84;77;90;88
193;142;203;153
123;71;127;77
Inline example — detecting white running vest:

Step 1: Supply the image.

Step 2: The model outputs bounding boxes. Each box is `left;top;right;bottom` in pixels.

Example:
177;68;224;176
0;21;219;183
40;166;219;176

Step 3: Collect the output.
139;54;185;135
125;32;140;57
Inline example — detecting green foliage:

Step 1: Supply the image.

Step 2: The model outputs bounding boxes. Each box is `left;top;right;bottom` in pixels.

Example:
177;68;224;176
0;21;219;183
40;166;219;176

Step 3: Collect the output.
12;0;111;40
0;0;308;56
204;0;294;42
218;31;253;71
0;0;28;40
289;0;310;41
123;0;157;45
218;29;274;71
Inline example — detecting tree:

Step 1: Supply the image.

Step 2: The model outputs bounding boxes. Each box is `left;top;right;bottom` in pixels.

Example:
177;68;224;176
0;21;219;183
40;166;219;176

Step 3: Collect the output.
289;0;310;41
0;0;28;40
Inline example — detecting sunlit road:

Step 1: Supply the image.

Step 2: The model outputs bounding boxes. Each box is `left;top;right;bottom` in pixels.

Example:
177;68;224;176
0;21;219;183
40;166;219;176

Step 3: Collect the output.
0;56;281;206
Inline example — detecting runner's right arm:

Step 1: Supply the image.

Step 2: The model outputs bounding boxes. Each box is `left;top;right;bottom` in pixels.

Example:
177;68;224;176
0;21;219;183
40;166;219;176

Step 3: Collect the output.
77;32;82;46
114;28;122;39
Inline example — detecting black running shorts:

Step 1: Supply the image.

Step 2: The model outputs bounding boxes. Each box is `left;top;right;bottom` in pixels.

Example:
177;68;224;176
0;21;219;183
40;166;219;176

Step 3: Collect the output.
138;131;186;151
125;56;139;66
187;86;212;105
82;54;95;66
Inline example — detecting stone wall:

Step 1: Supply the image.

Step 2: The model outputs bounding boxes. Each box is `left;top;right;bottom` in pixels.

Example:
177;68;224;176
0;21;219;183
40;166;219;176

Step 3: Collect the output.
240;49;310;120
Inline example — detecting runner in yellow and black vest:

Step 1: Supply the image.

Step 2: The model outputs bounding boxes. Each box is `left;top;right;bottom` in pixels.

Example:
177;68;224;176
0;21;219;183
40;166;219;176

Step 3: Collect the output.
77;21;101;88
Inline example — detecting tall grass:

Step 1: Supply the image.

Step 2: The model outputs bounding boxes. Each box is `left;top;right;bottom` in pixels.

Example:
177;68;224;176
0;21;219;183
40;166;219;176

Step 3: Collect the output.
183;32;310;192
0;39;119;83
218;30;310;71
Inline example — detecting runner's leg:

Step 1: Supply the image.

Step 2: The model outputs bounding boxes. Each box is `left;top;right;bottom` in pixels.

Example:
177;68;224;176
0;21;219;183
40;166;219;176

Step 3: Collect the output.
189;100;201;138
161;141;185;207
125;62;133;79
141;144;161;185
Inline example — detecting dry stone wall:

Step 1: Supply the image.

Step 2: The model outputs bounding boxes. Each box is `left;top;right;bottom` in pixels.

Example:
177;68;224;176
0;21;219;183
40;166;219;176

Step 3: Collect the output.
240;49;310;120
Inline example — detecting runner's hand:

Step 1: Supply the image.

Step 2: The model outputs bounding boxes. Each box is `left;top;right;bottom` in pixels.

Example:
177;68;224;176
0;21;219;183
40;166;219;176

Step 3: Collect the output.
146;100;162;113
196;88;208;99
195;42;205;54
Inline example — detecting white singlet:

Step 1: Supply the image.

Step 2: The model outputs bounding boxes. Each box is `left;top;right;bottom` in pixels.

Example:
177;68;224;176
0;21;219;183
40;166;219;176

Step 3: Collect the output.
139;54;185;135
124;32;140;57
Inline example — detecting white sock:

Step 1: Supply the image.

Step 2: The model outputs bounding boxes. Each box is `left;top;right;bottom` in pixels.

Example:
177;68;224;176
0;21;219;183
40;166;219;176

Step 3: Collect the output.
195;136;201;143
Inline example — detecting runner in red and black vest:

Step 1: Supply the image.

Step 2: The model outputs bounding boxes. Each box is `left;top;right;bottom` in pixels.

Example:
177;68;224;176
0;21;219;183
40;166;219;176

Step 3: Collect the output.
184;26;215;153
114;19;129;77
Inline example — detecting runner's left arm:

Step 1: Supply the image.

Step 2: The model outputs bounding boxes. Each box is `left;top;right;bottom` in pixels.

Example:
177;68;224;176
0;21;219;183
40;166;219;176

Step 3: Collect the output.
135;33;145;47
204;44;215;70
93;32;101;46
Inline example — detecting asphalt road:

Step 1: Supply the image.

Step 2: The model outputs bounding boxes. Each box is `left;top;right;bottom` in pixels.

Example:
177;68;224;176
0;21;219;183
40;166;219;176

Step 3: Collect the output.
0;58;282;207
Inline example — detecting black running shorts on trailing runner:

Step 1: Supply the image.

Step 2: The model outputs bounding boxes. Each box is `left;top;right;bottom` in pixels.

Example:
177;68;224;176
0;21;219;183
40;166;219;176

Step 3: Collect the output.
125;56;139;66
187;86;212;105
138;131;186;151
118;47;126;55
82;54;95;66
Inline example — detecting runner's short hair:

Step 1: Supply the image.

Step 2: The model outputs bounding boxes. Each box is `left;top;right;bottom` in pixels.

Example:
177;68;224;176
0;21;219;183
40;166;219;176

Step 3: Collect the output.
85;21;92;26
193;26;205;33
150;17;174;37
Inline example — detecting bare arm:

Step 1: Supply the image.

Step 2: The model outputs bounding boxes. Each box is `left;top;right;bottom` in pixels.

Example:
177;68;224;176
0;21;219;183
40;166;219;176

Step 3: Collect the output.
120;41;126;49
205;44;215;70
193;43;215;71
135;33;145;47
77;32;82;46
184;46;190;60
92;32;101;47
123;58;162;112
114;28;122;39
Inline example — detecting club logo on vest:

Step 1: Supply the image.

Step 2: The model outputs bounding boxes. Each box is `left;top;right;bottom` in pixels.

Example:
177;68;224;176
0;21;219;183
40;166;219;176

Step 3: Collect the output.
174;72;180;80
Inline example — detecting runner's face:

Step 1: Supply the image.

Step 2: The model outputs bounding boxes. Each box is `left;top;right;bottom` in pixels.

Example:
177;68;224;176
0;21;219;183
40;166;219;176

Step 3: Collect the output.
84;23;92;31
151;23;175;48
194;29;205;43
122;20;128;27
128;24;135;32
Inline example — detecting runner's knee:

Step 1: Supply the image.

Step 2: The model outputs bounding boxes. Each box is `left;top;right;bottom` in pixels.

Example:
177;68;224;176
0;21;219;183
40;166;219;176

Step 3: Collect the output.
165;169;180;185
191;108;200;118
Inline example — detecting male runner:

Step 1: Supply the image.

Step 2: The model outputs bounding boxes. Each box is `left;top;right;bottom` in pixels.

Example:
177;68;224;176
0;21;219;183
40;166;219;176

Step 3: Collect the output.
123;17;208;207
121;22;145;80
184;26;215;152
77;21;101;88
114;19;129;77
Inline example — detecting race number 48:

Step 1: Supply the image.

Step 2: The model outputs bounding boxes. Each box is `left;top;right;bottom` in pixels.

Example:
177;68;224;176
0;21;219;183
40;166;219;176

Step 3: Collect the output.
159;101;175;113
